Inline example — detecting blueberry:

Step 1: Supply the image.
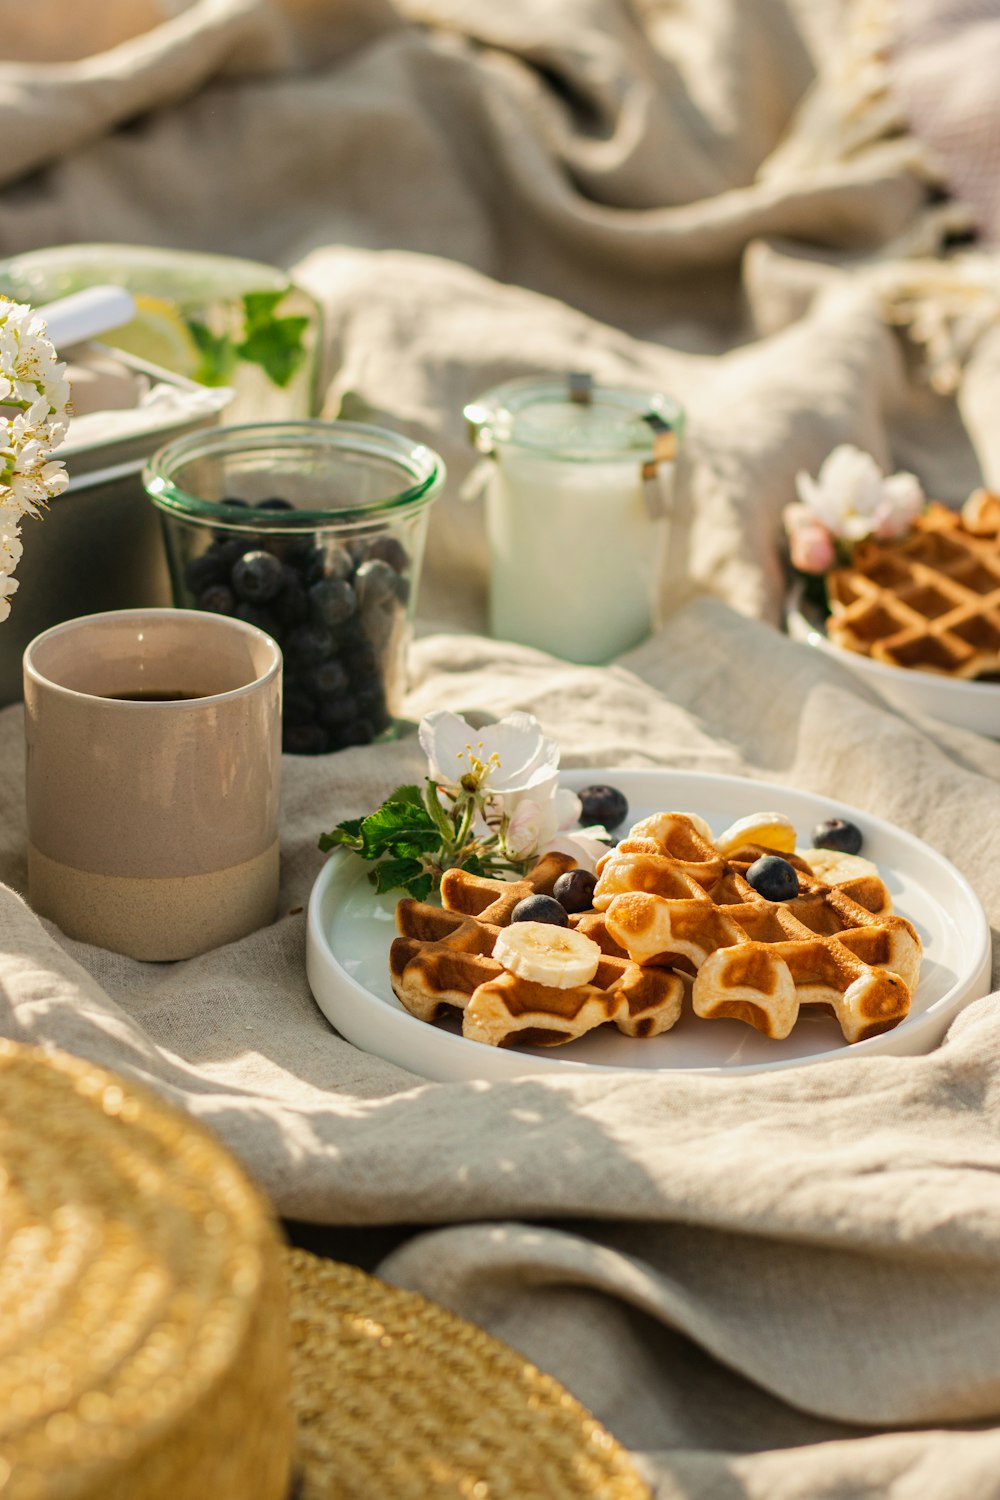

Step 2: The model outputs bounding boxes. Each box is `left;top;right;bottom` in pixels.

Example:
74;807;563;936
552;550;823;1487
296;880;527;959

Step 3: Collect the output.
321;547;355;583
813;818;863;856
184;550;228;593
347;640;380;682
333;717;375;748
366;535;409;572
361;599;398;655
578;784;629;831
285;624;336;666
746;856;800;902
256;496;295;512
309;577;356;629
552;869;597;914
316;693;359;729
231;550;286;604
283;685;318;726
283;722;329;755
355;687;389;735
198;583;236;615
221;495;249;509
235;602;282;640
215;537;252;570
355;558;400;607
305;659;350;699
272;567;308;629
510;894;568;926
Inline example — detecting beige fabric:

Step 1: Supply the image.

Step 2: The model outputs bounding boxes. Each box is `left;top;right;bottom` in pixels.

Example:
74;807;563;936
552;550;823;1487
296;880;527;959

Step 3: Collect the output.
3;2;1000;1496
890;0;1000;245
3;610;1000;1498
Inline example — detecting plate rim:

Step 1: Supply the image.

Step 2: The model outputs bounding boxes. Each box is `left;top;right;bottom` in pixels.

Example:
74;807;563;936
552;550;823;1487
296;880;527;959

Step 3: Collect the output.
306;766;992;1078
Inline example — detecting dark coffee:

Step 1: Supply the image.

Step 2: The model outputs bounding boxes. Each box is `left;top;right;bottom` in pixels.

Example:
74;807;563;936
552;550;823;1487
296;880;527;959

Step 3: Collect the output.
104;689;208;702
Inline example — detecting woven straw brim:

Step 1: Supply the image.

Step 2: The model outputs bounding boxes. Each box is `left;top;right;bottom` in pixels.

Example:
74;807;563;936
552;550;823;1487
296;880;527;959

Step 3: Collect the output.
0;1040;295;1500
285;1249;650;1500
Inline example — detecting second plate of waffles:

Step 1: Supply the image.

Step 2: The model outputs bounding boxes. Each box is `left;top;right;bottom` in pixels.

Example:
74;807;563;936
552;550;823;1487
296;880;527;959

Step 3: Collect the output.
786;491;1000;738
306;770;991;1082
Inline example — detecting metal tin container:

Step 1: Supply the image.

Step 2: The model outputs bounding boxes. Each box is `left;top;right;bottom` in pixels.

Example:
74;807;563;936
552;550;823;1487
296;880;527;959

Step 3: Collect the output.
0;348;229;706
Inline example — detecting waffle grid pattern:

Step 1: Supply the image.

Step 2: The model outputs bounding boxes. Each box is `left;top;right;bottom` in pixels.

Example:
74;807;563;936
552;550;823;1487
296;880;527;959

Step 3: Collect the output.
826;496;1000;679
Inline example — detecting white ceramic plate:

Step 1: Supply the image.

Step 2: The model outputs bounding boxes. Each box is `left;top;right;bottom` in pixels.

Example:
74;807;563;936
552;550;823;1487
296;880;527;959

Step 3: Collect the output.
306;768;992;1082
786;587;1000;739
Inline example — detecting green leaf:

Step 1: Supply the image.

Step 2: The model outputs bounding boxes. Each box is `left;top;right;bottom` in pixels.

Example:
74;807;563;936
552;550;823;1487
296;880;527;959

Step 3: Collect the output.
371;858;433;900
318;817;364;853
242;289;286;328
357;797;439;860
186;317;236;387
235;315;309;389
384;784;425;807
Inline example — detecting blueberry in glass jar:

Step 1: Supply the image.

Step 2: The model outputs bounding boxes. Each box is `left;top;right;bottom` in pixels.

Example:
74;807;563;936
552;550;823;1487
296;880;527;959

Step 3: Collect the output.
232;550;286;605
147;421;444;756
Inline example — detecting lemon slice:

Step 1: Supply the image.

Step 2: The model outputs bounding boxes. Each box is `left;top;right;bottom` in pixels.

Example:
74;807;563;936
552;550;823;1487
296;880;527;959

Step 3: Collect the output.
715;812;797;857
493;923;601;989
106;293;201;376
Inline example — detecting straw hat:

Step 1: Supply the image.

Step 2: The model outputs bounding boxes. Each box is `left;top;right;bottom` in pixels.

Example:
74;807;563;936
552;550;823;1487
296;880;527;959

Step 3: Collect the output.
0;1041;648;1500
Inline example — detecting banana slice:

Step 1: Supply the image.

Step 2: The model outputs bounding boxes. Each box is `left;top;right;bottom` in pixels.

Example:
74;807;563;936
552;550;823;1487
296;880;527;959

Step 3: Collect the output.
715;812;797;857
493;923;602;989
798;847;880;884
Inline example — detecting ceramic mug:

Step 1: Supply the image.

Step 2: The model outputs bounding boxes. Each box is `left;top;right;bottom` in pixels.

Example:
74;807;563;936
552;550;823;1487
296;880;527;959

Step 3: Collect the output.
23;608;282;960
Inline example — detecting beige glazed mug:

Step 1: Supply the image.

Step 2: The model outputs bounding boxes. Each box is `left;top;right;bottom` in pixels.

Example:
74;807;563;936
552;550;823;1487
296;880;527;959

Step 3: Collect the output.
24;609;282;961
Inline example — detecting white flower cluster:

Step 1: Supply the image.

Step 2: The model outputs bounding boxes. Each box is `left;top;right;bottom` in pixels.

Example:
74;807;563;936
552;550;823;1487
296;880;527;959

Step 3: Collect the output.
0;300;70;622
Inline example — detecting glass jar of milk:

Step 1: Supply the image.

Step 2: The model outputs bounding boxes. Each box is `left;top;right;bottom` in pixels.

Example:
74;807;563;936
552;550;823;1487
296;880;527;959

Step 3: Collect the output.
464;375;684;664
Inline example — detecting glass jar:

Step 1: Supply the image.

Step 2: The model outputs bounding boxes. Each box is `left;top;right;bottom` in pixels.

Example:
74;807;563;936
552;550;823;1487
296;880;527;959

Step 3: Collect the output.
464;375;684;663
144;421;445;754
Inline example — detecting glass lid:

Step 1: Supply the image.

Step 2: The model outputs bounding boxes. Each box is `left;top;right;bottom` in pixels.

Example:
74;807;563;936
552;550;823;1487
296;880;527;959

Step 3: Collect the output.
464;375;684;462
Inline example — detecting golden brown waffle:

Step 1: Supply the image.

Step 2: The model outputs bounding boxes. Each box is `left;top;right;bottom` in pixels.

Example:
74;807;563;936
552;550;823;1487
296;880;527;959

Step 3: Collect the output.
390;852;684;1049
825;492;1000;679
593;813;921;1044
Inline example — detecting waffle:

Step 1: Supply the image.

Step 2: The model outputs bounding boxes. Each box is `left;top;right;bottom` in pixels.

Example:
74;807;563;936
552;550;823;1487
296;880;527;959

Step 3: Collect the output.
593;813;921;1044
825;491;1000;679
389;852;684;1049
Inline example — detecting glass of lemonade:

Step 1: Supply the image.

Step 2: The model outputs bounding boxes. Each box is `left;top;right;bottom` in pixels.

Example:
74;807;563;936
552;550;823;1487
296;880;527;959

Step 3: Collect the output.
0;243;323;422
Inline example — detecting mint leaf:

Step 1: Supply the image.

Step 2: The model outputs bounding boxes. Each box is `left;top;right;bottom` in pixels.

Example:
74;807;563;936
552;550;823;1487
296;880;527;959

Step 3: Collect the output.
235;297;309;389
242;289;286;328
186;318;235;387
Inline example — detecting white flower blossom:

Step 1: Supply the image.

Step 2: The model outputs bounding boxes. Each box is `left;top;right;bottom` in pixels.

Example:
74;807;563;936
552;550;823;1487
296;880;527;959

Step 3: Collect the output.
419;710;560;808
0;299;70;622
0;573;17;623
795;445;925;543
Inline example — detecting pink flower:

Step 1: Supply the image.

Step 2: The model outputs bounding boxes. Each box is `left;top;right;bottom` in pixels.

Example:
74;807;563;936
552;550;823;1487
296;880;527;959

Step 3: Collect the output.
783;503;836;574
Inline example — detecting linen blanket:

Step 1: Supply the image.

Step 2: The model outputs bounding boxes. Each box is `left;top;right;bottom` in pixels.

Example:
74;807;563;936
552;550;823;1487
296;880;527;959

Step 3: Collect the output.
3;2;1000;1497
